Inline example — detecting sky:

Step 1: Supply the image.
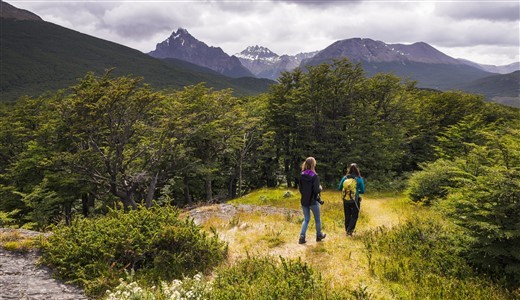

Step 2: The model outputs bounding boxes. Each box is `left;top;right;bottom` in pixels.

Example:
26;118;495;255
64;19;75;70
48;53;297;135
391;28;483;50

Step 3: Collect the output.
9;0;520;66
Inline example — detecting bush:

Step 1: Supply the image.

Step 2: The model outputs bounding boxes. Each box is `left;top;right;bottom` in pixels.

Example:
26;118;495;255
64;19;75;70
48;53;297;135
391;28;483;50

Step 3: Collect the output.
40;205;227;297
362;217;514;299
104;272;211;300
210;256;347;300
445;167;520;289
405;159;461;204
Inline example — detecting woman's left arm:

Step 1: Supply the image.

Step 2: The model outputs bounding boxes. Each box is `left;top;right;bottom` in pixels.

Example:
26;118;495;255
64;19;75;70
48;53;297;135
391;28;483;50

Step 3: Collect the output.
358;178;366;194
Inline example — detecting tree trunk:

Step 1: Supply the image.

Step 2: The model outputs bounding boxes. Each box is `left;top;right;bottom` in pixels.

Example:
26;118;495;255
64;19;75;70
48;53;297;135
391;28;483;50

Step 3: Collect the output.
64;202;72;226
81;194;89;217
121;194;137;210
145;172;159;208
285;158;292;188
238;156;243;197
205;175;212;202
183;175;192;206
228;174;237;199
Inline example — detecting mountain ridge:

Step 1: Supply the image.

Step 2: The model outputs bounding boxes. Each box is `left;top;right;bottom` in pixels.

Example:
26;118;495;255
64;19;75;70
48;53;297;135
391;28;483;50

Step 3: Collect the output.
0;18;273;102
0;1;42;21
235;45;318;80
148;28;254;78
2;1;517;105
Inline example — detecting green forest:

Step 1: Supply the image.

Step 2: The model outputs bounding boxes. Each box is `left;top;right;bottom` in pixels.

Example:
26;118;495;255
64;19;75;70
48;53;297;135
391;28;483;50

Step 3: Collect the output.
1;59;519;299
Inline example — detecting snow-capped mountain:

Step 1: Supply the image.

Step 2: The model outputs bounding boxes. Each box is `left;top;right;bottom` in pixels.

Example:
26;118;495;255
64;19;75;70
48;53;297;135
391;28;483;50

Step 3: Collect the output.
235;45;318;80
148;28;253;78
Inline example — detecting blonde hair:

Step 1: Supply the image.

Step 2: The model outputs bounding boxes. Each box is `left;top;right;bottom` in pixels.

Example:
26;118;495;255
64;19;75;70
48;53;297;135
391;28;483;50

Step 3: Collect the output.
301;157;316;172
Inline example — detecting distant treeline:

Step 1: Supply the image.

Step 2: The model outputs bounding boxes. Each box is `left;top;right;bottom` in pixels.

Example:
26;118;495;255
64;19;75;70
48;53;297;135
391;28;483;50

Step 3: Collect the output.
0;59;518;229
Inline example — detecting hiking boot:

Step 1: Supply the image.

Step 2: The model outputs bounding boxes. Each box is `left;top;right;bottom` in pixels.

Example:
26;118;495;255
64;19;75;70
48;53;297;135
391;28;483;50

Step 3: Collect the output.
316;232;326;242
298;235;306;244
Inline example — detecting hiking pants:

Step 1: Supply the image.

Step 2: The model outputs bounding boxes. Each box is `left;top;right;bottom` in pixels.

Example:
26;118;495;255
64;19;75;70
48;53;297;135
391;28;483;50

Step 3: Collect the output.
343;199;360;234
300;203;322;238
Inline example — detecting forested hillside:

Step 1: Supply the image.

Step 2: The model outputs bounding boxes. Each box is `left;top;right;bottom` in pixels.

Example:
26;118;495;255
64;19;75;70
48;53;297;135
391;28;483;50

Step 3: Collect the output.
0;18;272;102
0;59;518;298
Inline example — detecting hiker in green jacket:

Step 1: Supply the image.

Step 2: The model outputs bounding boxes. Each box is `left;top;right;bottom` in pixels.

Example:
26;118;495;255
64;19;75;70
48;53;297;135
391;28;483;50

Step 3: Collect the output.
338;163;365;236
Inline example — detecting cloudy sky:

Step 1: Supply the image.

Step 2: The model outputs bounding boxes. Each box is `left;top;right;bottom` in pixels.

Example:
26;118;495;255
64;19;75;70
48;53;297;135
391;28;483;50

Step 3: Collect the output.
10;0;520;66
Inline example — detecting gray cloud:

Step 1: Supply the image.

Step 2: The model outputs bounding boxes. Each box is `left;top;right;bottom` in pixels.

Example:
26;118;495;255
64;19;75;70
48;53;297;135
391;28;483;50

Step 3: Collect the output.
435;2;520;21
274;0;362;7
9;0;520;65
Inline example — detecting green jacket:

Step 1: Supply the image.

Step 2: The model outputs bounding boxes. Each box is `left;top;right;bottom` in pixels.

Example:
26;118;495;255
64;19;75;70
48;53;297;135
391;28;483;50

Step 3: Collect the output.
337;175;365;199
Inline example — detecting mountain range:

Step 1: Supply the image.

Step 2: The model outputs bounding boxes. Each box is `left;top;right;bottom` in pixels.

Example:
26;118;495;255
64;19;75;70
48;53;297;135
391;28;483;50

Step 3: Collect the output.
148;27;518;106
0;1;272;102
1;1;518;107
235;45;318;80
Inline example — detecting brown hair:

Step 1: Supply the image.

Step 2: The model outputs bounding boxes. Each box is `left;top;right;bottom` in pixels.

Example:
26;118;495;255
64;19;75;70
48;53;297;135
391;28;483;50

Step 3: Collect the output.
301;157;316;172
348;163;361;177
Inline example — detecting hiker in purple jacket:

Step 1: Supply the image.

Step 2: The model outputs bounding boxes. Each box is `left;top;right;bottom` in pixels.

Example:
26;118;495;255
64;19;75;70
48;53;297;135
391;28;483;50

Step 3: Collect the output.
298;157;326;244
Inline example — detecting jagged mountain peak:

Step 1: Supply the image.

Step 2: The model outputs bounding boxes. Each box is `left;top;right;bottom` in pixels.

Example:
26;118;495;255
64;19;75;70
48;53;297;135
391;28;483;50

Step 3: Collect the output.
177;27;189;34
148;28;253;78
236;45;279;61
169;27;193;40
245;45;278;55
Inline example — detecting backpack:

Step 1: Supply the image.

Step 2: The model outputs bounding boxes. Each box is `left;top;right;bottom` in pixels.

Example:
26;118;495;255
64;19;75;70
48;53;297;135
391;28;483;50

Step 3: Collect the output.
342;177;357;201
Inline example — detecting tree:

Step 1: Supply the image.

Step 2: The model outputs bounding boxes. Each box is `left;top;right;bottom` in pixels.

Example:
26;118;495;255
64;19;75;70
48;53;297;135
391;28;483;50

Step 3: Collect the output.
267;69;306;188
169;84;252;202
444;125;520;286
60;72;169;209
434;115;485;160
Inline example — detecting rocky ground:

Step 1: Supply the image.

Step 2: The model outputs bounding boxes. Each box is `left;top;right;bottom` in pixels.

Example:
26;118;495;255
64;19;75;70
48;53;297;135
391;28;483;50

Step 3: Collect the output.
0;228;89;299
0;248;89;300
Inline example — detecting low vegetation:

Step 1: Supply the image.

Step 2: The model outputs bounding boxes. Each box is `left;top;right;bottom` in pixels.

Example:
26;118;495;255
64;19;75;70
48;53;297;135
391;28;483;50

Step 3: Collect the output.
26;189;505;299
39;206;227;297
0;229;41;252
363;218;510;299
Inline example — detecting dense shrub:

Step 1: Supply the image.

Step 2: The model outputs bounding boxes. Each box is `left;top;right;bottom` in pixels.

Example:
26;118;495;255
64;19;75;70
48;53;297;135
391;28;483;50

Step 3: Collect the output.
405;159;461;204
445;166;520;288
362;218;514;299
428;125;519;288
40;205;227;297
210;256;347;300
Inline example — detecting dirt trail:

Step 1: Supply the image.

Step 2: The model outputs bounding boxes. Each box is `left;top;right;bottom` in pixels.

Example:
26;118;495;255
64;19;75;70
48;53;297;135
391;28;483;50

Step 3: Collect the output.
362;197;403;229
0;229;89;300
187;195;408;293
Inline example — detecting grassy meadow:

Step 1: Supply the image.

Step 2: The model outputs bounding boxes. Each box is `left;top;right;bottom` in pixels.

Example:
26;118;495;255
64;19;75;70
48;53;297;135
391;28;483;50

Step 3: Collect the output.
195;188;418;296
1;187;516;299
183;187;514;299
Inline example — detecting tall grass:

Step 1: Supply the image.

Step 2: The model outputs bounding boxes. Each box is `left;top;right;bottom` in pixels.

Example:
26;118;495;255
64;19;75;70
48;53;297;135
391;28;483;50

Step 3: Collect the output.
361;217;514;299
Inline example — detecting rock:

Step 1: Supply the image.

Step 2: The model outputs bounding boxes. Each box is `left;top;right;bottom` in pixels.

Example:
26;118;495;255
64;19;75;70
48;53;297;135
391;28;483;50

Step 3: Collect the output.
0;234;88;299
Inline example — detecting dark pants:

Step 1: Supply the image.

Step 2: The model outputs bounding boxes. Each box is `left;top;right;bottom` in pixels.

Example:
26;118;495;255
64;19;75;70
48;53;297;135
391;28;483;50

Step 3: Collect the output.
343;198;360;234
